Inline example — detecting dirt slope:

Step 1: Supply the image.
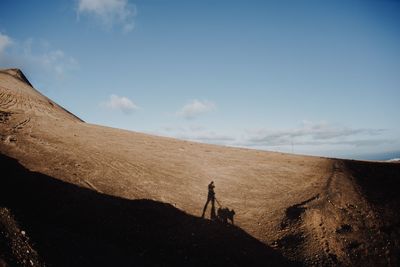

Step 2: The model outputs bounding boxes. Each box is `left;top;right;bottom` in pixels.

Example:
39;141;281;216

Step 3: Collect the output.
1;68;399;266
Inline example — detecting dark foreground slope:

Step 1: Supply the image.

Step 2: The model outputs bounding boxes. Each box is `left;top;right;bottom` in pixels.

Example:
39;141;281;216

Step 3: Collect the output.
342;160;400;265
0;154;297;267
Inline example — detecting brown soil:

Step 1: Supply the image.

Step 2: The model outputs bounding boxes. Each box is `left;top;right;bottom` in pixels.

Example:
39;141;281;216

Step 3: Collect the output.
1;68;399;266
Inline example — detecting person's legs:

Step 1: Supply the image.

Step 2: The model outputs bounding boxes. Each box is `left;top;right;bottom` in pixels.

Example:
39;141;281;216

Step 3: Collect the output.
201;198;210;218
210;197;216;220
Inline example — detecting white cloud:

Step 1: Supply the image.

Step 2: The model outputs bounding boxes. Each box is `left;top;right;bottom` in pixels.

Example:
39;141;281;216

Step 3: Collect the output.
153;121;395;158
244;121;386;147
0;33;13;54
0;34;78;81
36;49;77;77
247;121;384;146
104;94;139;114
177;100;215;119
157;125;236;145
77;0;136;32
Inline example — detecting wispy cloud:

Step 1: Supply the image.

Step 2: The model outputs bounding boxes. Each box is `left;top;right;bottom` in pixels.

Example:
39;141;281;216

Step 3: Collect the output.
177;100;215;119
0;33;13;55
0;34;78;81
245;121;386;147
158;125;235;145
104;94;139;114
156;121;392;155
77;0;136;33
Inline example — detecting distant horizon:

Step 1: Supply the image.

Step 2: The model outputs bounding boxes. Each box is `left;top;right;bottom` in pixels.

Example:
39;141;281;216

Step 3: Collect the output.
1;0;399;159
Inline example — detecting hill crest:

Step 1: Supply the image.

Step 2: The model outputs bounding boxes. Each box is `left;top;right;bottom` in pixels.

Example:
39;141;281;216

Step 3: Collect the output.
0;68;33;87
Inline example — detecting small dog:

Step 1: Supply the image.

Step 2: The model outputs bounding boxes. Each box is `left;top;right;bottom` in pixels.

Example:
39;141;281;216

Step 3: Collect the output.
217;207;235;225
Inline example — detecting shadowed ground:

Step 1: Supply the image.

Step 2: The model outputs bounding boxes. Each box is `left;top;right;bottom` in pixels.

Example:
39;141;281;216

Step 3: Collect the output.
0;154;298;267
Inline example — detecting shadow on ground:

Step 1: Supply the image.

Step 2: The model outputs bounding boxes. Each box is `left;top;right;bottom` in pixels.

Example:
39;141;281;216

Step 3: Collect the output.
0;154;298;267
344;160;400;207
343;160;400;266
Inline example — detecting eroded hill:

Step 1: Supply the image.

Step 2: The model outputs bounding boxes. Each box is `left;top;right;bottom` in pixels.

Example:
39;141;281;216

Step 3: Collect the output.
1;69;399;266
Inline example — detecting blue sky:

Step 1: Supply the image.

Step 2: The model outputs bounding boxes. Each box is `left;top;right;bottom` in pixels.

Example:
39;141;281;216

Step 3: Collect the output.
0;0;399;159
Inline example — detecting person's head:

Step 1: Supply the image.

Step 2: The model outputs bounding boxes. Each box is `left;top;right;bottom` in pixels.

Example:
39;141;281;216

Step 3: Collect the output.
211;181;214;184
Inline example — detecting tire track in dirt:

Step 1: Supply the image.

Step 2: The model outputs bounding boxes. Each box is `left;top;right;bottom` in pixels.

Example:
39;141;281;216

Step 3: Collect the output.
1;83;52;116
81;152;148;197
306;161;344;265
12;118;31;131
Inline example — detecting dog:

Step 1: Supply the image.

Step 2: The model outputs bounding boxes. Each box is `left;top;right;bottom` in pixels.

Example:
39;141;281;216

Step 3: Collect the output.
217;207;235;225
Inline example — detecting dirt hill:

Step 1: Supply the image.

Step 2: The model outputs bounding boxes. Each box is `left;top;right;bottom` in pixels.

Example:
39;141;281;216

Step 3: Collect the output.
1;68;399;266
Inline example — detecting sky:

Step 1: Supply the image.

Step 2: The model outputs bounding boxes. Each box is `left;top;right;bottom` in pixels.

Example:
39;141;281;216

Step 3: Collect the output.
0;0;399;160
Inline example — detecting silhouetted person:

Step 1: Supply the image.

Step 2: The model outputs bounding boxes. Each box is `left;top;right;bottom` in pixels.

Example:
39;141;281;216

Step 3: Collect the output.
201;181;216;219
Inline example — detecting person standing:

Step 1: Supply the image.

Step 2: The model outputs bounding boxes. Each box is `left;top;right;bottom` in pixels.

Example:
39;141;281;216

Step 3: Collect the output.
201;181;216;219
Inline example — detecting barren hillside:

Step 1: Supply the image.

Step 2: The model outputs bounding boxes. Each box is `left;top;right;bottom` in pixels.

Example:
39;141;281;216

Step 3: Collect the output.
1;68;399;266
